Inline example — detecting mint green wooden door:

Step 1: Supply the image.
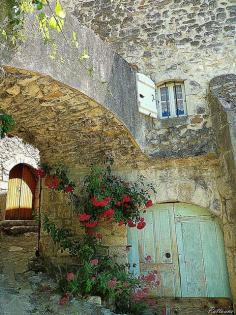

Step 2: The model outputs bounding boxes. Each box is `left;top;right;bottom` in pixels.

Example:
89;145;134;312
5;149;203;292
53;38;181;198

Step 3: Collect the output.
127;203;231;298
174;203;231;298
127;204;181;297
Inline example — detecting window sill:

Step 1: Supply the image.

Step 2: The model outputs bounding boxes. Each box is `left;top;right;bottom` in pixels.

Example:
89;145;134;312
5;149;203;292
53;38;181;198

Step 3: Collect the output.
159;115;188;128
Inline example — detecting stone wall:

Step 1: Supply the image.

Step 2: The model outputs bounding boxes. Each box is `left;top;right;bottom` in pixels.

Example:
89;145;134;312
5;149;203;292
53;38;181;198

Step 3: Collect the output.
63;0;236;158
39;157;236;303
68;0;235;89
0;0;236;306
144;114;216;157
208;74;236;303
39;158;223;269
40;184;128;266
2;1;233;159
0;136;39;220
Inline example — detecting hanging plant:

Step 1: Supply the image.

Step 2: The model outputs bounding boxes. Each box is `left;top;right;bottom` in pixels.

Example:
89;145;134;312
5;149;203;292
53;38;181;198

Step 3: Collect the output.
77;166;155;230
38;164;156;230
0;112;15;138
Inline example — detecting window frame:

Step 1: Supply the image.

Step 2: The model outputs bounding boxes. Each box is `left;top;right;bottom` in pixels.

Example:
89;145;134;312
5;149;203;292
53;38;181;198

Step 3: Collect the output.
156;82;187;119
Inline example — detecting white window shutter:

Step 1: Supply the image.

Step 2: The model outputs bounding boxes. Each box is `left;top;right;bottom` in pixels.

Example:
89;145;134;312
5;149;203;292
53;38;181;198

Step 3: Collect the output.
136;73;157;118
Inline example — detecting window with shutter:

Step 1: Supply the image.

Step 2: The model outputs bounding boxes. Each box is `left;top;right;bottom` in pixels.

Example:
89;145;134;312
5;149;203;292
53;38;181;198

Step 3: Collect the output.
157;82;187;118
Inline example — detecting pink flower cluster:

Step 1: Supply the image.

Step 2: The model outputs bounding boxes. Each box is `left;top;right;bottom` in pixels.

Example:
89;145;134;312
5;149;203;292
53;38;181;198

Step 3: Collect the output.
59;292;71;305
66;272;75;281
132;287;149;301
107;278;117;289
139;271;159;287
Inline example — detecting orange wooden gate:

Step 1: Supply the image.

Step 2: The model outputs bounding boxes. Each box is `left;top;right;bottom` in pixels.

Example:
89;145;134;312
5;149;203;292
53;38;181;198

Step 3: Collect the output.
5;164;37;220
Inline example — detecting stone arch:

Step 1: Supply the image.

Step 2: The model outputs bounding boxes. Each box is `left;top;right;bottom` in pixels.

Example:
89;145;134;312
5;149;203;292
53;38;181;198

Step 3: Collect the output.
2;154;38;184
0;10;146;148
155;179;222;217
0;66;148;171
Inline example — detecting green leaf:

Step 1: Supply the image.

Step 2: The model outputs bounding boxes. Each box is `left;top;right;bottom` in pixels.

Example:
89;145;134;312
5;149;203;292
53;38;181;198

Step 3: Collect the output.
79;48;90;61
37;2;43;10
87;67;94;77
72;31;79;48
49;17;64;32
55;0;66;19
49;16;57;30
72;31;77;42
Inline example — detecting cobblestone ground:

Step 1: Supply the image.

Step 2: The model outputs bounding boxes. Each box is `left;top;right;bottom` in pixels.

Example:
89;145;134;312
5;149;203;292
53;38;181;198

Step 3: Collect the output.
0;233;118;315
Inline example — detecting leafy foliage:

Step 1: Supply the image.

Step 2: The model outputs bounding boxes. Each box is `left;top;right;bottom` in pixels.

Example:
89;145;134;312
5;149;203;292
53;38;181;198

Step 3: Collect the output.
0;112;15;138
76;165;156;228
42;215;158;314
40;163;155;229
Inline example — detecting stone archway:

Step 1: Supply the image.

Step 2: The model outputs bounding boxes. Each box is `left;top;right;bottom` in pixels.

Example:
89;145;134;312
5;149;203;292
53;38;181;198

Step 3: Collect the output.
0;67;147;171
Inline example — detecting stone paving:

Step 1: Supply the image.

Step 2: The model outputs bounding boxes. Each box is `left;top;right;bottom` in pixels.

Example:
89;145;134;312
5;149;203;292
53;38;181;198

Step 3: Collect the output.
0;233;119;315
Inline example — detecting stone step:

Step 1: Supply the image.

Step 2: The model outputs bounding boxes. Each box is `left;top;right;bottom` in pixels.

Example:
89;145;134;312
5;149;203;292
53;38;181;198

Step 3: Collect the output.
0;220;37;227
1;225;38;235
146;297;234;315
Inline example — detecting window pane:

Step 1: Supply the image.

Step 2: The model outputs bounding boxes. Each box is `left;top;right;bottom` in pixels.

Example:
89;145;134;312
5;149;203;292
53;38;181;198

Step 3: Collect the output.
176;100;185;116
160;87;170;117
160;87;169;101
174;85;183;99
173;85;185;116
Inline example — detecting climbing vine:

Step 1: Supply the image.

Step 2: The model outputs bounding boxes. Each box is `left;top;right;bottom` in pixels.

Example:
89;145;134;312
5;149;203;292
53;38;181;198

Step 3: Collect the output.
37;163;155;230
42;214;159;314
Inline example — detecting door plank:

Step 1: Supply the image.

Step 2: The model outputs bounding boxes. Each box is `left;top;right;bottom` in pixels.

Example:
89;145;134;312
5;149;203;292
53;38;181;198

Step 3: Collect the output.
176;220;207;296
127;227;140;276
201;219;231;297
214;222;232;298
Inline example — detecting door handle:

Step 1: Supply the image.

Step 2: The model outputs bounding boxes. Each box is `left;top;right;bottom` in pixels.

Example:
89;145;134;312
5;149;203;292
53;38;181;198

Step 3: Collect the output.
165;252;171;259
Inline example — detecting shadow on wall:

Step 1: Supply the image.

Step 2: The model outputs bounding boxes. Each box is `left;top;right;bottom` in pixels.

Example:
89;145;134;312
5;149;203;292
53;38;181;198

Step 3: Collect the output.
0;193;7;221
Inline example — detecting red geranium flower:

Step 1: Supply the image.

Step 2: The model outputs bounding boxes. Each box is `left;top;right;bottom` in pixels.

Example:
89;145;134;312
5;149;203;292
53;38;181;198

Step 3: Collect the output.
122;195;131;203
64;185;74;193
96;233;103;239
127;220;136;227
99;212;106;219
137;220;146;229
85;221;98;228
47;176;60;189
79;213;91;222
145;200;153;208
118;221;125;226
91;196;111;207
35;168;45;178
115;201;122;206
104;208;115;218
85;229;95;236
